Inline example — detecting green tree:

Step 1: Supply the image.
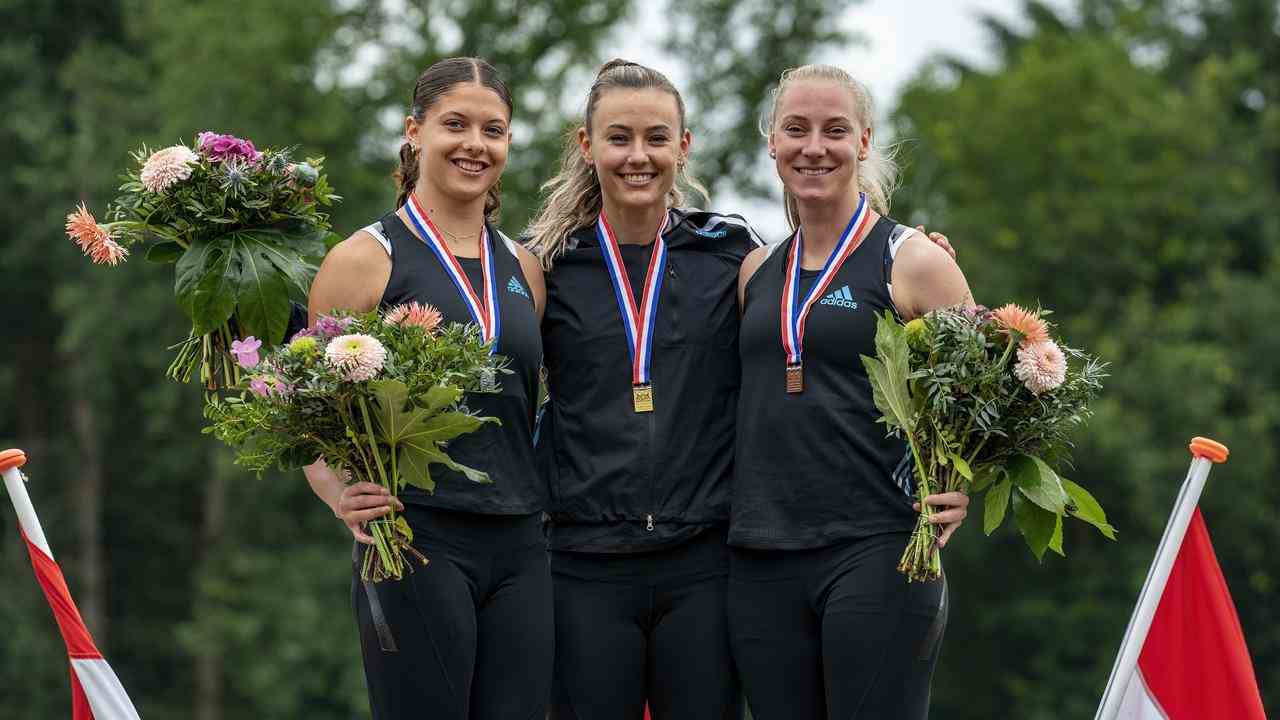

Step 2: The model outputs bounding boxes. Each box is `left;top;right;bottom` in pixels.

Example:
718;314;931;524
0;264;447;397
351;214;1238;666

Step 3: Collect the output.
892;4;1278;716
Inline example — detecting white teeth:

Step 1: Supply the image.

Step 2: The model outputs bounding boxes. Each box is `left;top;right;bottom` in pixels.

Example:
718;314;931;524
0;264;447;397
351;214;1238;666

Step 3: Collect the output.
797;167;833;176
454;159;486;172
622;173;655;185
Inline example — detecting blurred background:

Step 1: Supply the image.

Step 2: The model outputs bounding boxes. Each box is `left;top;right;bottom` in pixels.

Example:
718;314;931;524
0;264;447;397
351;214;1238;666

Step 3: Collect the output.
1;0;1275;717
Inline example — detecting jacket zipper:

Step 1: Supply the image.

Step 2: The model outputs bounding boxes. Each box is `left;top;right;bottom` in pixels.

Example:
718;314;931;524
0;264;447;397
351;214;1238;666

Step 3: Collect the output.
645;258;679;534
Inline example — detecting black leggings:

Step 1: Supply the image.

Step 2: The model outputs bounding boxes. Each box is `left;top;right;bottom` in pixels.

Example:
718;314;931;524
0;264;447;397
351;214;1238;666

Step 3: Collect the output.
549;529;742;720
728;533;947;720
353;506;553;720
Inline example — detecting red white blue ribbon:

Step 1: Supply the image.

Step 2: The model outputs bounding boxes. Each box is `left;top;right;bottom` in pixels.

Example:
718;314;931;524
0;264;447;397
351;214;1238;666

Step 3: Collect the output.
404;193;499;354
781;192;871;366
596;211;670;386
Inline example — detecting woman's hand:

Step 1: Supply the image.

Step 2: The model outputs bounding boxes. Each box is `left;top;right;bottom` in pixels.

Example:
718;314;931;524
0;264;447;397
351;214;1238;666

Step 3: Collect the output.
917;225;956;261
917;491;969;548
337;482;404;544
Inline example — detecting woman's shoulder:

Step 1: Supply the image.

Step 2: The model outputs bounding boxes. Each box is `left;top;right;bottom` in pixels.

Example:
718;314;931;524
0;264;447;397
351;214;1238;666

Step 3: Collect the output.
670;207;765;258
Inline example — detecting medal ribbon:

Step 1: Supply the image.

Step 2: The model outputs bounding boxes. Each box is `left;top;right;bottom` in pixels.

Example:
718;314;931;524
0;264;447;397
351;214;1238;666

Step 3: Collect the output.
596;211;670;386
405;193;500;355
781;192;871;366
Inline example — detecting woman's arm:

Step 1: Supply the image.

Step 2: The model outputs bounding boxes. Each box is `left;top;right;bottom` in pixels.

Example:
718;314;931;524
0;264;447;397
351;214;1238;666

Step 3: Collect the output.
889;232;974;321
891;232;975;544
304;230;397;540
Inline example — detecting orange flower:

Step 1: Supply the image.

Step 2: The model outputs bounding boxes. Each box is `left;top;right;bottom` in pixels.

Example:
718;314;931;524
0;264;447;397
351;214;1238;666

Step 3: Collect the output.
991;303;1049;345
65;203;128;266
384;302;443;333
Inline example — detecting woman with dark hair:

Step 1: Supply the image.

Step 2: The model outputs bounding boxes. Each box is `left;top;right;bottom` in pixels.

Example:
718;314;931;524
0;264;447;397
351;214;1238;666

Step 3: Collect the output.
305;57;551;720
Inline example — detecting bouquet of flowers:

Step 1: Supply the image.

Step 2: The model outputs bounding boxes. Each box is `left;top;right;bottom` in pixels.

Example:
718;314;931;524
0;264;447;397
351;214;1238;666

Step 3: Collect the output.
203;303;506;582
861;304;1112;582
65;131;340;389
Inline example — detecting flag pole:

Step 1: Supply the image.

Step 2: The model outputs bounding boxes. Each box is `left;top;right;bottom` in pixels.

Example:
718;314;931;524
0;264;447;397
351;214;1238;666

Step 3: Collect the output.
1094;436;1229;720
0;448;53;557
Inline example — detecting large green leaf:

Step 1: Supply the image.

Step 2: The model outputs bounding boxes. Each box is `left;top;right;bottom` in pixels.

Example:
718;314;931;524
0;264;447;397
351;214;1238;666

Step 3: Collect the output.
859;311;916;434
368;380;425;444
145;241;184;264
1008;454;1068;514
984;477;1012;535
232;229;319;299
1062;477;1117;540
1012;491;1058;561
174;236;238;333
232;239;291;344
412;411;494;443
399;443;491;487
421;385;462;415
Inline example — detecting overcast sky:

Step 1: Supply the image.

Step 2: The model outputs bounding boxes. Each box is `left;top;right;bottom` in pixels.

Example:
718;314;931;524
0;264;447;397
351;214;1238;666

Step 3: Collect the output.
600;0;1071;238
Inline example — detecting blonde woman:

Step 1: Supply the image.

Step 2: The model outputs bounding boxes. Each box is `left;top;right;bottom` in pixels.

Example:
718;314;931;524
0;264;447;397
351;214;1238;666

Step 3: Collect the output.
730;64;972;719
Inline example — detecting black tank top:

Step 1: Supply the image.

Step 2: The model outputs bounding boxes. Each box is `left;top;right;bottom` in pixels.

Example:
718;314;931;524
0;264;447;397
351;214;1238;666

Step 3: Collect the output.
731;216;917;549
373;210;544;515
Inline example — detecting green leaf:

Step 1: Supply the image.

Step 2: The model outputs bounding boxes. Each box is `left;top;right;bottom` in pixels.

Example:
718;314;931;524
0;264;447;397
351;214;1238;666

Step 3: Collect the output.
1062;477;1117;540
413;411;492;443
397;449;435;493
1048;513;1065;557
970;465;1000;493
1012;491;1058;561
232;239;291;344
174;236;238;333
421;385;462;415
368;379;423;445
950;453;974;481
859;311;916;434
400;442;492;486
145;241;184;264
232;229;319;299
984;478;1012;535
1008;455;1068;514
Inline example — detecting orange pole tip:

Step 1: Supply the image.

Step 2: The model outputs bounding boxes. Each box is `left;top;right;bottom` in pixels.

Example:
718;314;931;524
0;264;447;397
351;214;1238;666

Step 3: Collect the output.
0;449;27;473
1189;437;1228;464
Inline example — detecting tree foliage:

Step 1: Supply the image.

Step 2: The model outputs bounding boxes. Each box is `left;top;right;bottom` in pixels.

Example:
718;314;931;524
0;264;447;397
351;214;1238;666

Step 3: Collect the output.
893;2;1278;716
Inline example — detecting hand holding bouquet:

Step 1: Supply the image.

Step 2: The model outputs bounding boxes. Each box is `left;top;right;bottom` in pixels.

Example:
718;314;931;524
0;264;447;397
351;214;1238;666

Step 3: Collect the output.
65;131;340;389
204;303;506;582
861;304;1113;581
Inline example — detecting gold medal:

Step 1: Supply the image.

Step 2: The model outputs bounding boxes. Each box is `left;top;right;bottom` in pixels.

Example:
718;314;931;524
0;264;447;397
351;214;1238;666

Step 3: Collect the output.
785;364;804;394
633;384;654;413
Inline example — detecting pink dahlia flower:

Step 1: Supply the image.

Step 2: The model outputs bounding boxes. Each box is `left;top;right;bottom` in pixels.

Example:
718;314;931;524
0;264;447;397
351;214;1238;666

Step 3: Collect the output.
65;203;128;266
140;145;198;193
325;334;387;382
197;131;261;164
1014;340;1067;394
384;302;443;332
230;336;262;369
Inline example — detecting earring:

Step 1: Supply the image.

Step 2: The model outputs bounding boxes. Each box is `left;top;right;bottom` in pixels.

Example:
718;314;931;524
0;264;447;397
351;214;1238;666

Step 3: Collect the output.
769;150;776;159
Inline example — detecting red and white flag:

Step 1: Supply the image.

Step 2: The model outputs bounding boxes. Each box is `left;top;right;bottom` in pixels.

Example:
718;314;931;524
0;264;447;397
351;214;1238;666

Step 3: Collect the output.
1097;438;1267;720
2;449;142;720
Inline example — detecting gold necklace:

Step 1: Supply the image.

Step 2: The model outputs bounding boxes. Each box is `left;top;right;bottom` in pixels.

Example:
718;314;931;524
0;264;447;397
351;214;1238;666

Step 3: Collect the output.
437;226;481;243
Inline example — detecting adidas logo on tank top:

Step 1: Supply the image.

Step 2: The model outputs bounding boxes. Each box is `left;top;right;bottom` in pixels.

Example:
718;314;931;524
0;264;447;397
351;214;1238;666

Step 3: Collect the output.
819;284;858;309
507;275;530;298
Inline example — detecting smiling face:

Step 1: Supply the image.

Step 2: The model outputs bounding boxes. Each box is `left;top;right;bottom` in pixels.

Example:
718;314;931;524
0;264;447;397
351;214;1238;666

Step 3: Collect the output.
578;87;691;215
769;78;871;208
406;82;511;207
